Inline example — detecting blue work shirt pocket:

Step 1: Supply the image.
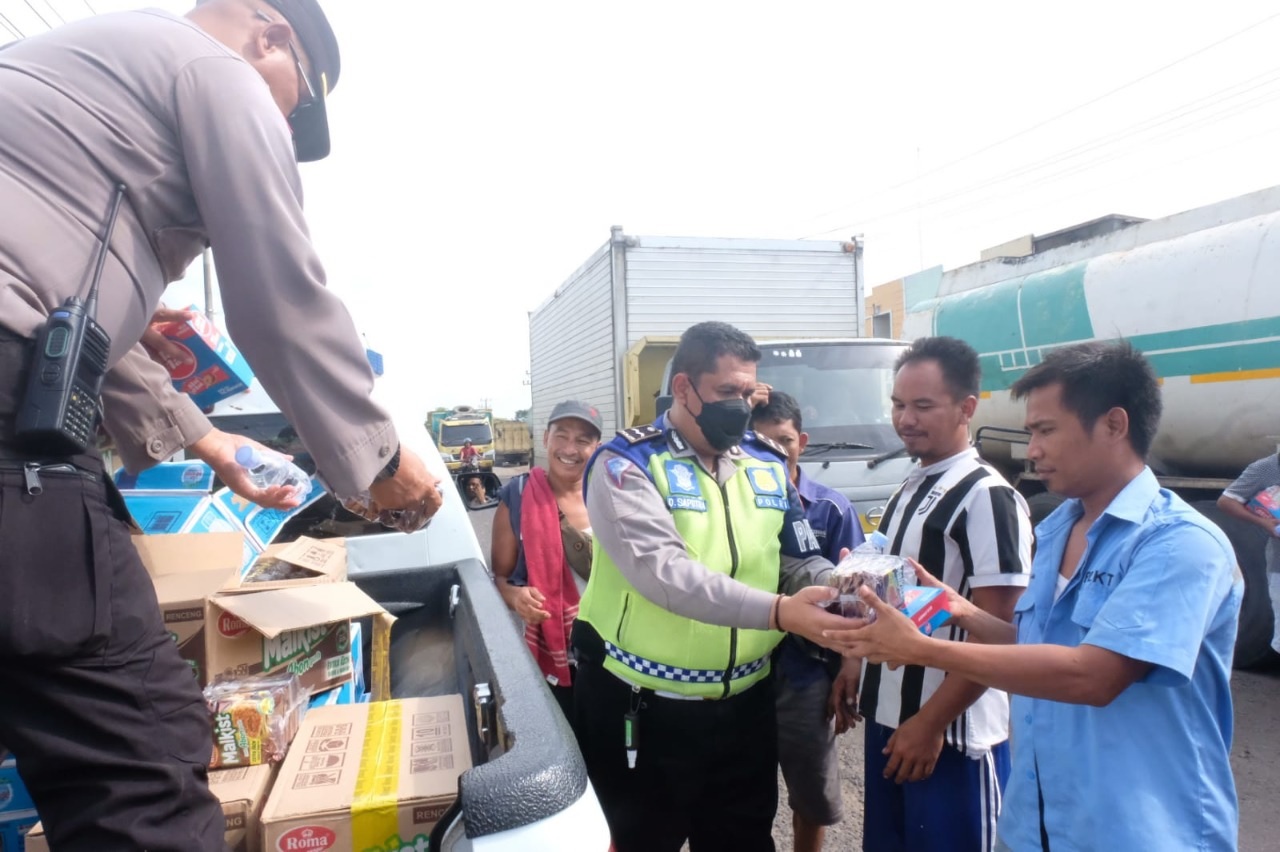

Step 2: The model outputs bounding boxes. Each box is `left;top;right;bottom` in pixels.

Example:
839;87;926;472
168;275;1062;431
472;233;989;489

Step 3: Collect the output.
1069;582;1113;631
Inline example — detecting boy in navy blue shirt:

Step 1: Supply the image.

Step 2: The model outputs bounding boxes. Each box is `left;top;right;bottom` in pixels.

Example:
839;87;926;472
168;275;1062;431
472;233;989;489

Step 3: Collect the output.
752;390;861;852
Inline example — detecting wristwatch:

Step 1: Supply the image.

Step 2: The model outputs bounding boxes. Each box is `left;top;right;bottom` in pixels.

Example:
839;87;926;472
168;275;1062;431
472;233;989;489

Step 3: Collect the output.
373;444;401;483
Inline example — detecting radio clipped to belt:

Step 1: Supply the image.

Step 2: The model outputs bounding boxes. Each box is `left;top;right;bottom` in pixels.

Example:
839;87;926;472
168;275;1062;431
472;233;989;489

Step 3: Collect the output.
14;184;126;457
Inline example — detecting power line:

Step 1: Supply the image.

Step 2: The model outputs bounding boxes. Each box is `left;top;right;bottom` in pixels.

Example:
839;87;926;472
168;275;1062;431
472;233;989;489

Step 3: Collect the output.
0;11;25;40
933;121;1280;253
803;65;1280;238
796;9;1280;235
40;0;65;25
21;0;53;29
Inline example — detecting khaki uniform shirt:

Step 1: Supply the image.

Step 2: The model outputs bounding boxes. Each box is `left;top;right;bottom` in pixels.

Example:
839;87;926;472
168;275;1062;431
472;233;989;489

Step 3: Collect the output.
0;10;394;494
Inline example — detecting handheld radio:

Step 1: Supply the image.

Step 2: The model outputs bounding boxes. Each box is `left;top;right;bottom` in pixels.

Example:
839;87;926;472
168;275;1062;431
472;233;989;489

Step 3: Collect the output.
14;184;126;456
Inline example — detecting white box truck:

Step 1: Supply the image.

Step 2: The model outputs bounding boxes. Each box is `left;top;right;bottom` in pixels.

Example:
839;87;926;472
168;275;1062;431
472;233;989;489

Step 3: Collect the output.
529;226;916;531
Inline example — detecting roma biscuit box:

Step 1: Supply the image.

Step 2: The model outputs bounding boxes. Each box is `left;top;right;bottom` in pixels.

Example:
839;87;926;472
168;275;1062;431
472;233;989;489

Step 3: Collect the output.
262;697;470;852
152;306;255;410
26;764;275;852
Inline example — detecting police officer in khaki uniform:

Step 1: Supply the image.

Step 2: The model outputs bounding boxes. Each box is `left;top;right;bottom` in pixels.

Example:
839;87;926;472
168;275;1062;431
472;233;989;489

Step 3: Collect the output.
572;321;854;852
0;2;440;847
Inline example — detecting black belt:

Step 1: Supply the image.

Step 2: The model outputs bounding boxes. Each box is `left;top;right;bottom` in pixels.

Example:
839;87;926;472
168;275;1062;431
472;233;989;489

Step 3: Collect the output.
0;441;103;471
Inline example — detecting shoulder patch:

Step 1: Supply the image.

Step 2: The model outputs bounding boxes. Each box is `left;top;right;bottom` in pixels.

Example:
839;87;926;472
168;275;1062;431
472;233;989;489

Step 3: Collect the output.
617;424;662;445
748;431;787;460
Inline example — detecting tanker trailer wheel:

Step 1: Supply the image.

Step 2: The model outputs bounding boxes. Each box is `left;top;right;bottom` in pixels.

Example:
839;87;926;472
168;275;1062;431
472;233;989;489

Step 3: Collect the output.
1191;500;1278;670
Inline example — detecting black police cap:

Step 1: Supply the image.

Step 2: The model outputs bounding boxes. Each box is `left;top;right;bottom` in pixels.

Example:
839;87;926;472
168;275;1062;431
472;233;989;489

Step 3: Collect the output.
260;0;340;93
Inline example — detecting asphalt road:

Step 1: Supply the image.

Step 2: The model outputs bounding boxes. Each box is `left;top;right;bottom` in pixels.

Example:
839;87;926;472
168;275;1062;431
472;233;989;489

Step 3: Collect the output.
471;465;1280;852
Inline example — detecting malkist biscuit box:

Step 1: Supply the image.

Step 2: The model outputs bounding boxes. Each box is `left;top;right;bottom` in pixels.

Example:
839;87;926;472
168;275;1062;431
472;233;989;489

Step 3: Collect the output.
262;697;470;852
206;581;391;695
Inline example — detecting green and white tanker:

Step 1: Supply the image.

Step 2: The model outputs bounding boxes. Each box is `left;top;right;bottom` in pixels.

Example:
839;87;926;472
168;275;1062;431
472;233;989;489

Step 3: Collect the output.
903;185;1280;667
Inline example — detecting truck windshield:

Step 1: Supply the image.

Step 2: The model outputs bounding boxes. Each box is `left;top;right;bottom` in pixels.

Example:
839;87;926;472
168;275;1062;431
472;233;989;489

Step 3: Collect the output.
441;423;493;446
756;342;900;456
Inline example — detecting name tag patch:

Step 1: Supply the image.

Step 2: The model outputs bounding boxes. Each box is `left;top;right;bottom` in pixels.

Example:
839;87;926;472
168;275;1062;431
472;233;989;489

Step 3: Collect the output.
667;494;709;512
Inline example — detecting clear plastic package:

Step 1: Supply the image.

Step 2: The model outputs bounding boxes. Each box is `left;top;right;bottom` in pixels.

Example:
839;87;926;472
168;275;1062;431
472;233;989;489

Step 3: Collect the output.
205;670;308;769
826;551;916;619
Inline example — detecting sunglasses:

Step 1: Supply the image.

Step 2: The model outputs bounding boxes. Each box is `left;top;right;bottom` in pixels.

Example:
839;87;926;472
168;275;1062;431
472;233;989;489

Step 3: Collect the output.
254;9;331;161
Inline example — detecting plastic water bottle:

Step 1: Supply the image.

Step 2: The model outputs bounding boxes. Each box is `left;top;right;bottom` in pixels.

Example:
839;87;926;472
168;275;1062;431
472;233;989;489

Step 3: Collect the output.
235;445;310;497
854;530;890;555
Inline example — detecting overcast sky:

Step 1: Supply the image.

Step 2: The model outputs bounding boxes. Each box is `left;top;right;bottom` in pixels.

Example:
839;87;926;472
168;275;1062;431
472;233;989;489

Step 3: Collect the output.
4;0;1279;418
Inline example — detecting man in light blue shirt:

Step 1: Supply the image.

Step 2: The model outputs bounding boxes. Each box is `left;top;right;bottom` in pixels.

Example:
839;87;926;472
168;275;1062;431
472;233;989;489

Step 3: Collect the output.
827;341;1241;851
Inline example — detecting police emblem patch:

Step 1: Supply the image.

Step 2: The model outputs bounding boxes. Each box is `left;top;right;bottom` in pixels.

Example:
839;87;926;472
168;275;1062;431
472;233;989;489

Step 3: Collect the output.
747;467;789;510
665;460;701;496
747;467;783;497
664;460;707;512
605;456;632;487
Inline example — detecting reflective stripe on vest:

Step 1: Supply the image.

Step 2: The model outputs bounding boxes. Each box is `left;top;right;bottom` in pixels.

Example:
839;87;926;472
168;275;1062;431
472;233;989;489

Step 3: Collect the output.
604;640;770;686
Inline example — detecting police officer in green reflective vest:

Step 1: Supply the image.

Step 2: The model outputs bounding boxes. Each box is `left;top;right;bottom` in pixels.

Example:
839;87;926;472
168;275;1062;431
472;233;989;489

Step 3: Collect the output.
571;321;853;852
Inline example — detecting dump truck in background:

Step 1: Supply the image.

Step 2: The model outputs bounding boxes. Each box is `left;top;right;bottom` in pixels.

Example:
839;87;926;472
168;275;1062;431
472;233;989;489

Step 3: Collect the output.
529;226;915;532
493;418;534;466
428;406;495;472
902;184;1280;668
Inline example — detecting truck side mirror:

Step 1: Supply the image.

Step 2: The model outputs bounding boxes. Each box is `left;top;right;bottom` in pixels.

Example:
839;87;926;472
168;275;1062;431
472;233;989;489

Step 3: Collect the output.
457;471;502;511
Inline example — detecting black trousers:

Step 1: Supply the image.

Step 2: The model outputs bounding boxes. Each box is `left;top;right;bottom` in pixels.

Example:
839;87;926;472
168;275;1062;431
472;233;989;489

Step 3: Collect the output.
0;454;224;850
572;653;778;852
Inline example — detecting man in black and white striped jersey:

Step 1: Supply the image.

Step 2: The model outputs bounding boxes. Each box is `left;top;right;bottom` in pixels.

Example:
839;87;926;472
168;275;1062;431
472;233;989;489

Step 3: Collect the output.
853;336;1032;852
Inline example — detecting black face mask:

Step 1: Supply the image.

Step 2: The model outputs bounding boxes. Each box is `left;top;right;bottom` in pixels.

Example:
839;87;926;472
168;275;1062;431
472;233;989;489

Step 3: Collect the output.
690;384;751;453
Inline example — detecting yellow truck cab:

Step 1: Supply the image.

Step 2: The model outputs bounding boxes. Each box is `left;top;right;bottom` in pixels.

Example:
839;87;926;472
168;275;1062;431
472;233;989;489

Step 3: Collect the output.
436;406;495;472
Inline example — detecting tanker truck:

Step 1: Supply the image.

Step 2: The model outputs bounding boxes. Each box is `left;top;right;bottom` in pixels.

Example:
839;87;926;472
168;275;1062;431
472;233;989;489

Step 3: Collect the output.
902;185;1280;668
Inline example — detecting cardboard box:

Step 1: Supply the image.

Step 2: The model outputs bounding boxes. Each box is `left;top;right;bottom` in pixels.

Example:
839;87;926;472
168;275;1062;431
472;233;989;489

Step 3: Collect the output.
308;624;365;711
134;531;244;683
116;460;330;574
115;460;217;492
214;477;328;571
903;587;951;636
116;460;245;538
1248;485;1280;522
0;758;33;818
0;809;38;852
207;582;390;695
213;765;277;852
154;306;255;409
25;764;275;852
262;698;470;852
226;537;348;593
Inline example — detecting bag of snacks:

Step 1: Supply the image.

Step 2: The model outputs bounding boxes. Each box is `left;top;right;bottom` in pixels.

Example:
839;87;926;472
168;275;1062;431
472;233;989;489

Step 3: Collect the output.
826;551;916;619
205;671;307;769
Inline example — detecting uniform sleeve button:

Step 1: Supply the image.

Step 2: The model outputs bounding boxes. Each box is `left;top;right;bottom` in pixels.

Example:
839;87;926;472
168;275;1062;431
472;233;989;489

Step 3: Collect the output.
148;438;164;454
378;444;391;458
